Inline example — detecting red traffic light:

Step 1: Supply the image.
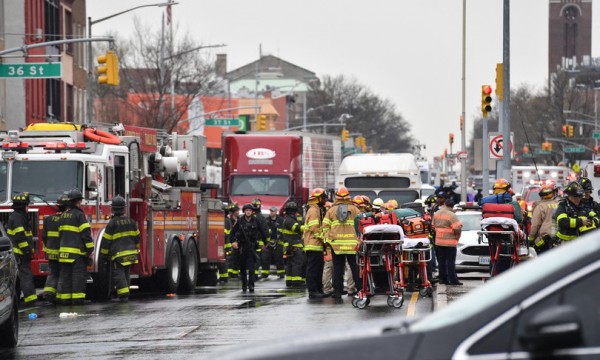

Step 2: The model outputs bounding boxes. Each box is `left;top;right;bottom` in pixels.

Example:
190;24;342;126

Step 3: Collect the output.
482;85;492;95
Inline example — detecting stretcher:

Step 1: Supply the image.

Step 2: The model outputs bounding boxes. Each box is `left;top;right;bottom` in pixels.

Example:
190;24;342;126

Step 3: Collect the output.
478;217;528;276
353;224;404;309
399;236;433;296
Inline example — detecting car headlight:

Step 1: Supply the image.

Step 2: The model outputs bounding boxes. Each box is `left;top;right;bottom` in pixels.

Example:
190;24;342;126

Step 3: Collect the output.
527;204;533;212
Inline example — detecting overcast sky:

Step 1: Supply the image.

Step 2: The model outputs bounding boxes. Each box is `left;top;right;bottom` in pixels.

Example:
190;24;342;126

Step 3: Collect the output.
87;0;599;161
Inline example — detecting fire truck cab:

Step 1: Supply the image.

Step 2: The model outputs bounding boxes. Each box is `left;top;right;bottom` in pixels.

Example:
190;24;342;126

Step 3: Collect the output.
0;123;223;299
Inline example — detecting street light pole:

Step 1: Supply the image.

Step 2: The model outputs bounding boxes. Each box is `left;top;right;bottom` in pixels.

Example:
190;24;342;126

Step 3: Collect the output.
86;2;175;124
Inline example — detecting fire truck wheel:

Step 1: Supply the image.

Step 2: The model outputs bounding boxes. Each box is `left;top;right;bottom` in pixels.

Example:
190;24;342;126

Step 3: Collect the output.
157;242;182;294
179;240;199;292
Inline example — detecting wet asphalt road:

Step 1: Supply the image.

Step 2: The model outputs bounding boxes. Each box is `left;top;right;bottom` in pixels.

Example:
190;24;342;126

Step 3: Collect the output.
2;276;435;360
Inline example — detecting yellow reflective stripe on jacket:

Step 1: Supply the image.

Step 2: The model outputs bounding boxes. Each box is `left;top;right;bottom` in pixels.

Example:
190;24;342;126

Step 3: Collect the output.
330;220;355;226
304;244;323;251
13;247;24;255
280;229;298;235
556;213;577;228
224;229;231;235
47;230;59;238
7;226;24;235
18;241;29;249
103;229;141;241
556;232;576;241
59;246;88;255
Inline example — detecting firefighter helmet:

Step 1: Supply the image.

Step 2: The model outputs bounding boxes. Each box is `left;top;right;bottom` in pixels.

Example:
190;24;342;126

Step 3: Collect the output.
372;198;384;209
564;181;584;197
57;193;69;209
228;202;239;212
388;199;398;209
284;201;298;213
352;195;364;206
578;177;594;192
242;203;254;212
361;195;371;205
335;187;350;200
424;194;437;206
67;188;83;202
251;198;262;210
309;187;325;200
539;180;556;199
493;178;511;193
385;201;395;211
111;195;126;214
11;192;30;208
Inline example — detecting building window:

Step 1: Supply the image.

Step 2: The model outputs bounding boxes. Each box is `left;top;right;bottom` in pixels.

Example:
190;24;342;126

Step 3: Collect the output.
64;10;72;54
0;0;4;39
66;84;73;121
47;79;61;121
45;0;60;43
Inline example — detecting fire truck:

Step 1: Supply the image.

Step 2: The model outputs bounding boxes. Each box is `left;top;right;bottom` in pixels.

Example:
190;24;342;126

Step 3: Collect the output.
0;123;223;299
222;131;341;213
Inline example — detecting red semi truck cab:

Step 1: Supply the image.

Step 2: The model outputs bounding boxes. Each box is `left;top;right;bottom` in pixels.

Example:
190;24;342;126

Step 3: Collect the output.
222;132;341;213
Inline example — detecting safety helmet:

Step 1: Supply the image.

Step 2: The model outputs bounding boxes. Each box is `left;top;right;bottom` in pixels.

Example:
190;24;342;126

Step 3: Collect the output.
309;187;325;200
284;201;298;214
564;181;584;198
228;202;240;213
539;180;556;199
493;178;511;192
515;193;522;199
578;177;594;192
384;201;395;211
388;199;398;209
251;198;262;210
111;195;126;214
424;194;437;206
57;193;69;210
11;192;30;208
335;187;350;200
222;202;230;212
67;188;83;202
372;198;384;209
360;195;371;205
242;203;254;212
352;195;364;206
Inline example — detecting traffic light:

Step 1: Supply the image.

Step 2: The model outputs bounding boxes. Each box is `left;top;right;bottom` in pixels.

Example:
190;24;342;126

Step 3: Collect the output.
449;133;454;145
257;114;268;130
481;85;493;118
567;125;574;138
495;64;504;101
542;142;553;152
341;129;349;141
459;115;464;131
595;146;599;156
522;146;529;154
96;50;119;86
562;125;568;137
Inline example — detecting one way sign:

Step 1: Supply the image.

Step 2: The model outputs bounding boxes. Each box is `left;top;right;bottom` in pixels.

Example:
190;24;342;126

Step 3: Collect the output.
489;132;514;159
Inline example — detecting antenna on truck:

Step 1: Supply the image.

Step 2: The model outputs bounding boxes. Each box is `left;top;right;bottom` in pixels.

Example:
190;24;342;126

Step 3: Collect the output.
518;110;542;185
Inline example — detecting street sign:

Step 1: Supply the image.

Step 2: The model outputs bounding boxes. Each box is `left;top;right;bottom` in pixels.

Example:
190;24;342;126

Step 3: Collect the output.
446;153;457;159
535;149;552;155
0;63;62;78
457;151;468;160
593;131;600;139
564;146;585;153
488;132;514;159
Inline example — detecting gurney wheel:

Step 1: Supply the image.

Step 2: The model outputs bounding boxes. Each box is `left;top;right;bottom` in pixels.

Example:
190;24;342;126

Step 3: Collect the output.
387;296;404;308
419;287;433;297
351;298;359;308
356;298;370;309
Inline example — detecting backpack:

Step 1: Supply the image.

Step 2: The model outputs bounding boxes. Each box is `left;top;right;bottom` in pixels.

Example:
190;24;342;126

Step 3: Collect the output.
400;214;431;239
337;204;350;222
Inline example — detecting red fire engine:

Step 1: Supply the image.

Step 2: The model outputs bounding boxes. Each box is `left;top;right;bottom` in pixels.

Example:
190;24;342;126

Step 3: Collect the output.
0;123;223;299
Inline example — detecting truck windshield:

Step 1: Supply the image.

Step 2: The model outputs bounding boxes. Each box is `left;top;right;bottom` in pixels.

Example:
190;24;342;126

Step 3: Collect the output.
0;162;7;203
378;190;420;204
12;161;83;201
231;175;290;196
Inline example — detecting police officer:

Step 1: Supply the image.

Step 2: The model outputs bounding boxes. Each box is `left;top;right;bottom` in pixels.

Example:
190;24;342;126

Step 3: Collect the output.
7;192;39;306
57;188;93;305
528;181;559;253
281;201;306;288
555;181;599;244
225;202;240;279
323;187;361;299
260;206;284;279
578;177;600;213
40;193;69;303
100;195;141;302
303;188;326;298
230;203;267;292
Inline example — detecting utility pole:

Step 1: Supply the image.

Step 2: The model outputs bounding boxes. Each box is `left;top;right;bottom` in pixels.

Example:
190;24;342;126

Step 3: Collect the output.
501;0;511;180
460;0;467;201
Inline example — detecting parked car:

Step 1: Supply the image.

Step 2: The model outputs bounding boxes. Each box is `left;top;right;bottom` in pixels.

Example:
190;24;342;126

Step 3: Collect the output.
0;223;19;348
455;211;488;272
222;232;600;359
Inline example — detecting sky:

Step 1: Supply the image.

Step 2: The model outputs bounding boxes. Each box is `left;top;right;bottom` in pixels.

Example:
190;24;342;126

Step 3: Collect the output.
87;0;600;162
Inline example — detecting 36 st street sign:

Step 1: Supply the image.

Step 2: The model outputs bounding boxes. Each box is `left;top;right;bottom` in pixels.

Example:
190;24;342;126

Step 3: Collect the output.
0;63;62;78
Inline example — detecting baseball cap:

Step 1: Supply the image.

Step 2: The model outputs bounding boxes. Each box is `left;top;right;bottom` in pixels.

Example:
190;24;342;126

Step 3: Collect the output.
269;206;278;212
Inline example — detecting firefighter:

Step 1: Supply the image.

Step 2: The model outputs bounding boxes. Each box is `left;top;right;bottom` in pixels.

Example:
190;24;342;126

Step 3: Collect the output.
554;181;599;244
479;178;523;223
225;202;240;279
527;181;559;254
578;177;600;213
260;206;284;279
371;198;384;214
219;203;233;283
57;188;93;305
323;187;361;299
281;201;306;288
40;193;69;303
7;192;39;306
321;201;334;295
100;195;141;302
515;193;526;213
251;198;268;280
303;188;327;298
230;203;267;292
433;197;463;285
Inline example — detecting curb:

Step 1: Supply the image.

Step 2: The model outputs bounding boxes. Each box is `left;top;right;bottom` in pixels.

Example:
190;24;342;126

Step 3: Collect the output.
432;284;448;311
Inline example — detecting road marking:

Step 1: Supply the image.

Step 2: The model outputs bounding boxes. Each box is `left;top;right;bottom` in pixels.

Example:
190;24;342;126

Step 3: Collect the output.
406;291;420;317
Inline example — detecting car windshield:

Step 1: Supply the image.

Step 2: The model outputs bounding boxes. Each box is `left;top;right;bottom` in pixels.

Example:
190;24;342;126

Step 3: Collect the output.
230;175;290;196
409;231;600;332
456;212;482;231
11;161;83;201
526;188;540;202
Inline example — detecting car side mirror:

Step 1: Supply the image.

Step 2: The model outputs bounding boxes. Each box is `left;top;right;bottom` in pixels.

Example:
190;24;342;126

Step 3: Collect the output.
518;305;583;353
0;236;12;252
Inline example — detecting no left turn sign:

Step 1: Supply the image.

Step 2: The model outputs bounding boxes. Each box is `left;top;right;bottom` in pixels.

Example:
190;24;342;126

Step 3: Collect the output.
489;132;514;159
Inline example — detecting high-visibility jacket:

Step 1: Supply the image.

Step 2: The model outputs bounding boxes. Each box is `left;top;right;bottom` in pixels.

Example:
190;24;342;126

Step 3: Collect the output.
255;212;269;251
58;206;93;262
323;200;360;255
42;212;62;260
555;199;599;242
7;209;32;257
432;206;462;247
281;213;304;254
528;197;558;247
302;204;323;252
101;215;141;265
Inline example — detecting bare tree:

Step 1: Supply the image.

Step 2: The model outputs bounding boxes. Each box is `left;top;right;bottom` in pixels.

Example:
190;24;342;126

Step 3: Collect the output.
95;19;216;132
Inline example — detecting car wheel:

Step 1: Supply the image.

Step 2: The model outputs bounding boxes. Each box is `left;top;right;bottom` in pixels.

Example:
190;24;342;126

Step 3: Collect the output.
0;295;19;348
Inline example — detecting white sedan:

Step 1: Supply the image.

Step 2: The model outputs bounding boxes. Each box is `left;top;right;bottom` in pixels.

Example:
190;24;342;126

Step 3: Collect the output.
455;211;490;272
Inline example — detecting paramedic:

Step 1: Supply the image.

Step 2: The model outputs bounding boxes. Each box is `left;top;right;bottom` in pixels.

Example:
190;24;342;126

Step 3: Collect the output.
432;197;463;285
303;188;327;298
527;181;559;253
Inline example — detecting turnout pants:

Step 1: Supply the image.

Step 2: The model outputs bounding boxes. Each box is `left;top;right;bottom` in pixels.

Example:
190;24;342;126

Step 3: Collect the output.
42;259;60;300
332;253;360;295
238;248;257;290
57;257;88;304
111;262;131;298
305;251;324;293
227;250;240;278
285;248;306;287
260;243;284;277
17;255;38;304
322;259;333;294
436;245;458;284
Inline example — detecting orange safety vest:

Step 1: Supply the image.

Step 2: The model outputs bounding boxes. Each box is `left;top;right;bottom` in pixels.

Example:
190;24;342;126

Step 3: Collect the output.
433;206;462;247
